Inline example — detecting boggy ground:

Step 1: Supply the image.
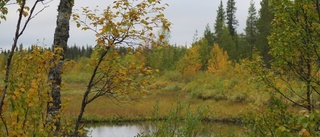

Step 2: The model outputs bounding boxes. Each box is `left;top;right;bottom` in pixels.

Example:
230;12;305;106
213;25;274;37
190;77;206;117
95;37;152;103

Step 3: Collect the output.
61;80;250;123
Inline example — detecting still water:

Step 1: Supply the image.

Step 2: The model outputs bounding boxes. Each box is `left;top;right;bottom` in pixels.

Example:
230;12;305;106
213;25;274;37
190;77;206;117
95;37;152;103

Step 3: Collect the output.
86;122;154;137
86;122;243;137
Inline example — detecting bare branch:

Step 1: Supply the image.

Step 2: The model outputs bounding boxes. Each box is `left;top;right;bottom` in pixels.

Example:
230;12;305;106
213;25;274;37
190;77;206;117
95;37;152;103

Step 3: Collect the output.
18;0;40;37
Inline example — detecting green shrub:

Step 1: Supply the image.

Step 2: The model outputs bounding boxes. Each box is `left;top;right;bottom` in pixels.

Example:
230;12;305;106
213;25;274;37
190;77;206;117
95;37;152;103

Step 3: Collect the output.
243;95;311;137
161;70;184;82
138;101;211;137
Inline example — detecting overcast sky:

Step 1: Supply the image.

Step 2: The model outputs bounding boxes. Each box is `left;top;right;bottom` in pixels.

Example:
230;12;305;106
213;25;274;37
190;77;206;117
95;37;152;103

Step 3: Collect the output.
0;0;261;50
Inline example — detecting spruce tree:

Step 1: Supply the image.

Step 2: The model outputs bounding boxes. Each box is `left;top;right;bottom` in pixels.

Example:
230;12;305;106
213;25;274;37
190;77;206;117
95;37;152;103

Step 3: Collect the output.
220;27;236;61
245;0;258;60
226;0;238;36
197;38;211;70
203;24;214;46
256;0;273;67
214;0;225;43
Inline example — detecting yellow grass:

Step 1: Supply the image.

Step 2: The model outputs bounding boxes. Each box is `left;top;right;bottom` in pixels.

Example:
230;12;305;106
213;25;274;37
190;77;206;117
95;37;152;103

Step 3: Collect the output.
61;83;249;122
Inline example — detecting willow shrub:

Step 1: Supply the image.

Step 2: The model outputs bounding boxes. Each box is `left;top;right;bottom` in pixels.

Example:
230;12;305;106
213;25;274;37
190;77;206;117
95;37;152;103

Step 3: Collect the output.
0;47;73;136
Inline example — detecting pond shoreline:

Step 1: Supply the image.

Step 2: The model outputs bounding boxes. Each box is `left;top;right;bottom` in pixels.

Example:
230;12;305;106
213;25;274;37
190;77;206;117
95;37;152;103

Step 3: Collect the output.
85;118;245;137
78;114;244;125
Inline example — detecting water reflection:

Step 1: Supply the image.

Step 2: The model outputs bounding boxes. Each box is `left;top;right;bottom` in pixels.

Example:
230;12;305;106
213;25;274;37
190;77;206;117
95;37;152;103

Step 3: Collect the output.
86;121;243;137
86;122;154;137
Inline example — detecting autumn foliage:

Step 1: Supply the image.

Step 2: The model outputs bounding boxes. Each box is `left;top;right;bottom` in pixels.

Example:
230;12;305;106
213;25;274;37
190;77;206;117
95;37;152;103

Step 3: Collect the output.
0;47;58;136
176;45;202;75
207;44;230;73
1;0;320;136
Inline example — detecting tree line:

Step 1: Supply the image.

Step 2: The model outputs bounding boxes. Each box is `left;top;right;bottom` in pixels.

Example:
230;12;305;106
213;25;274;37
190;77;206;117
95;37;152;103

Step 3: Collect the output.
1;44;94;60
143;0;273;72
200;0;273;66
0;0;273;70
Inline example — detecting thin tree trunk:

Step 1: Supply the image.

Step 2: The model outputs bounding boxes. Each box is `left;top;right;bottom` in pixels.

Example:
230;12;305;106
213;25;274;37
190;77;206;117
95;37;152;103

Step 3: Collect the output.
306;60;312;112
74;91;88;136
0;0;33;135
0;5;25;136
74;50;109;136
47;0;73;134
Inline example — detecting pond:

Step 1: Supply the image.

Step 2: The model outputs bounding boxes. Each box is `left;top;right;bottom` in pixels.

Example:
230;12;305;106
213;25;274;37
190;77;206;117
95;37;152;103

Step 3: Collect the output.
86;121;243;137
86;122;154;137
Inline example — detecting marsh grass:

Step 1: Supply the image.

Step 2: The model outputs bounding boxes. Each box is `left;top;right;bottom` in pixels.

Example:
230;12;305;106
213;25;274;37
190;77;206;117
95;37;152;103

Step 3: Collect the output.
62;88;249;123
138;100;245;137
61;69;254;123
60;67;310;123
62;72;92;84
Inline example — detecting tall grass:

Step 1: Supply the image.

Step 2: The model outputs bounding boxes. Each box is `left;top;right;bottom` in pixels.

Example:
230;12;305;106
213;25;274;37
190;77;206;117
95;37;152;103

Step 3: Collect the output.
137;101;245;137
